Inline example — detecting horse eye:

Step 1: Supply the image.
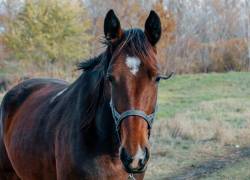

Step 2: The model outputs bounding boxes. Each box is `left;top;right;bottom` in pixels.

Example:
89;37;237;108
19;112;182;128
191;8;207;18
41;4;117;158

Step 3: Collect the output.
155;76;161;83
106;74;115;83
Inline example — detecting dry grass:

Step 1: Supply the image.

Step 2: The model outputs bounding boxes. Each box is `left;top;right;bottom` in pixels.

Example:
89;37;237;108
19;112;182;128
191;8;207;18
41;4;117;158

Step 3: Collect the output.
145;72;250;179
162;99;250;146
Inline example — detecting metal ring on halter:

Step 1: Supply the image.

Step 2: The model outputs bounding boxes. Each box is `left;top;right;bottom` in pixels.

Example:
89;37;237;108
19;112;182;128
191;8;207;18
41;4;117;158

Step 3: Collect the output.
128;173;136;180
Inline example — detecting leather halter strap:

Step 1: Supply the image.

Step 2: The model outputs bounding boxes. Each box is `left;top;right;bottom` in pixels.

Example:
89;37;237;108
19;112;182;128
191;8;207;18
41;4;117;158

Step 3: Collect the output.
109;101;157;130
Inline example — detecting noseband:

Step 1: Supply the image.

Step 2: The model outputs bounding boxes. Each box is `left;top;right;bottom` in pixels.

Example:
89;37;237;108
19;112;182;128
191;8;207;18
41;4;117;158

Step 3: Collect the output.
109;72;173;138
109;101;157;131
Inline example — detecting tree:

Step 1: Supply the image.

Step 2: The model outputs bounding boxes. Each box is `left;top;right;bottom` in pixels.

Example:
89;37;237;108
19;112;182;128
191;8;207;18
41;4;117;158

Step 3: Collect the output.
152;0;176;73
2;0;92;64
85;0;150;56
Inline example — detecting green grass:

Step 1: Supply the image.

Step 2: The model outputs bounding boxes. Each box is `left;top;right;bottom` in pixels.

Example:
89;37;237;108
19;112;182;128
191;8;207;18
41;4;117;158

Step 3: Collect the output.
157;72;250;119
146;72;250;179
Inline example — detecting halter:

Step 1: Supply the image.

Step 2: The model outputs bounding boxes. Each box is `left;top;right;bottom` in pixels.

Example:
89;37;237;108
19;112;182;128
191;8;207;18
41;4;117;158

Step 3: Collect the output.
108;73;173;180
109;100;157;131
108;73;173;131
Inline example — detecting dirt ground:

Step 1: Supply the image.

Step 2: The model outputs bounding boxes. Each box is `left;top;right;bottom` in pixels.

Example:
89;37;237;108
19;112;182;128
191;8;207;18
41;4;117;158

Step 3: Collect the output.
165;147;250;180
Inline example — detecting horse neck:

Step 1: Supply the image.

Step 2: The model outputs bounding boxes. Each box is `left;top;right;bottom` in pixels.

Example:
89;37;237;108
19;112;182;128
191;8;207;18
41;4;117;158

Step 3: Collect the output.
70;58;119;155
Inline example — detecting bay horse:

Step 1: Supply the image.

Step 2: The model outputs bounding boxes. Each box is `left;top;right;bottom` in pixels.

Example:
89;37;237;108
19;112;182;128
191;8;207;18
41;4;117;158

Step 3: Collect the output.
0;9;169;180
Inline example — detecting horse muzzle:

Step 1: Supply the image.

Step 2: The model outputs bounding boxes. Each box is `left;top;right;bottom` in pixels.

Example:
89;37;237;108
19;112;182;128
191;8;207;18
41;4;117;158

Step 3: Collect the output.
120;146;149;174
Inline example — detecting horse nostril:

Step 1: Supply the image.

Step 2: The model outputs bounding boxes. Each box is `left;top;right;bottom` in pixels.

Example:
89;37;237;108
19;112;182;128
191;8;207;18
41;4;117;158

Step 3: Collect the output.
145;147;150;160
140;147;150;165
139;158;145;167
120;147;133;165
120;146;150;173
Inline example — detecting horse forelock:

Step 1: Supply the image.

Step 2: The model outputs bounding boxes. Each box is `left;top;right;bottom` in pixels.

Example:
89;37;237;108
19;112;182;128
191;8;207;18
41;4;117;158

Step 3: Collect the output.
111;29;158;75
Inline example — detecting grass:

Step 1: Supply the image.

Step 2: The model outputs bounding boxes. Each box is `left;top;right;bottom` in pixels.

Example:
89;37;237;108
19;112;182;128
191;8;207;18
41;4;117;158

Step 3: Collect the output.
1;69;250;179
146;72;250;179
157;72;250;119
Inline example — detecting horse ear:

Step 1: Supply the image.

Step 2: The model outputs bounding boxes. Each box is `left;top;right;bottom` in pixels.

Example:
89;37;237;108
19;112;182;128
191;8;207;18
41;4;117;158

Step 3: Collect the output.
145;10;161;46
104;9;122;42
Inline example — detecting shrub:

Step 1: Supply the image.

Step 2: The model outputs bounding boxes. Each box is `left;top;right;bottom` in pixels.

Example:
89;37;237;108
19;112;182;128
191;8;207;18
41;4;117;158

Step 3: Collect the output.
3;0;92;64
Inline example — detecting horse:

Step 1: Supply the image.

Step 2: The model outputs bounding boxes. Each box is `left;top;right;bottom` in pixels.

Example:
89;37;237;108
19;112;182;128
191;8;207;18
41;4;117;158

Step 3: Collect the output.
0;9;169;180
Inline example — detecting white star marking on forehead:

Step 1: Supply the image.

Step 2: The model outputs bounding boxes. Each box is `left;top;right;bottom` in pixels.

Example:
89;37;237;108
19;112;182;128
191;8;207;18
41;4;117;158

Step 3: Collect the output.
125;56;141;75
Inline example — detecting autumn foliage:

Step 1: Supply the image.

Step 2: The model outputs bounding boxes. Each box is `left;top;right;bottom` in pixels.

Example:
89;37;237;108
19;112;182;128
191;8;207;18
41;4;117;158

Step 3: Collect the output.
2;0;91;64
0;0;250;74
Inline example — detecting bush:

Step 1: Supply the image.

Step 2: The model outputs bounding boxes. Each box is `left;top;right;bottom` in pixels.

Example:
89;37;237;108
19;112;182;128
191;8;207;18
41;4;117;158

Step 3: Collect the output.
3;0;92;64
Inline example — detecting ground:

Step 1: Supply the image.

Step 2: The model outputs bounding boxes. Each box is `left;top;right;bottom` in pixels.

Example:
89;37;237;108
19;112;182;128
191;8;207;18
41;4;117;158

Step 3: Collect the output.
1;72;250;179
146;72;250;180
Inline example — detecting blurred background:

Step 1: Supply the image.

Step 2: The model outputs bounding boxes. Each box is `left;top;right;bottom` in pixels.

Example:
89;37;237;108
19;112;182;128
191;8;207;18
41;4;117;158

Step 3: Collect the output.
0;0;250;179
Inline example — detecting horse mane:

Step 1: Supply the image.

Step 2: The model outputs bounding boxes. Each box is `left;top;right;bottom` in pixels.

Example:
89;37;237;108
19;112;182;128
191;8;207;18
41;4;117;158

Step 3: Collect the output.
68;28;157;130
77;53;105;72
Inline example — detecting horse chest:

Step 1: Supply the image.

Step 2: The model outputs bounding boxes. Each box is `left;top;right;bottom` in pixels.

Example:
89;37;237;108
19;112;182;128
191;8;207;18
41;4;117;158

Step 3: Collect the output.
81;155;128;180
